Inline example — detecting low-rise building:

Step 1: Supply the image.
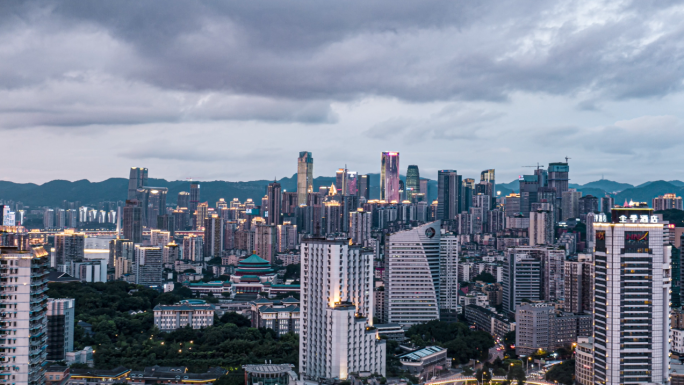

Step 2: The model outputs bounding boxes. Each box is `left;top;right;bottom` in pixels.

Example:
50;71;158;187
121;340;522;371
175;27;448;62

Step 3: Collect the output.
275;253;300;266
127;366;226;385
464;305;515;339
66;346;93;367
673;328;684;356
46;366;70;385
375;324;406;342
153;300;216;331
243;364;298;385
515;302;590;356
67;366;129;385
187;280;231;297
398;346;449;382
250;297;300;336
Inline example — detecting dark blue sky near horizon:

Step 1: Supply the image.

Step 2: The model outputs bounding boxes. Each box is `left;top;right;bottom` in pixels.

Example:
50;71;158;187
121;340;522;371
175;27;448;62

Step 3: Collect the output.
2;1;684;185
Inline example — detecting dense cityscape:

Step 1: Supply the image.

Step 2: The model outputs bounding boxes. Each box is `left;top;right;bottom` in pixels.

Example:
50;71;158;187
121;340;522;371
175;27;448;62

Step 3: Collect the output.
1;151;683;385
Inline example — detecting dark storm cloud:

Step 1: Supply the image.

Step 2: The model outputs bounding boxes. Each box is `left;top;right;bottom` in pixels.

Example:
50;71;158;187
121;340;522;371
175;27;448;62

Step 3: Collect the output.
3;0;684;110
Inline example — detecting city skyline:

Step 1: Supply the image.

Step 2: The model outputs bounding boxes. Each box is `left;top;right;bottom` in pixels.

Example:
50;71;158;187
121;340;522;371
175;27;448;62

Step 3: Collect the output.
2;2;684;184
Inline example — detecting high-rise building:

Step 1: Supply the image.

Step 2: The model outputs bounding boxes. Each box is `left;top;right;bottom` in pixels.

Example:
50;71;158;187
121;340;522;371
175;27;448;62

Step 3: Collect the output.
54;231;85;269
195;202;208;230
600;196;614;215
266;182;282;226
653;193;683;211
515;302;591;356
203;214;223;259
108;238;133;271
529;204;554;246
437;170;461;221
561;189;581;221
189;183;200;220
297;152;314;206
358;174;370;201
380;152;400;203
349;209;371;246
299;238;386;381
162;242;181;264
134;246;163;287
385;222;459;326
502;246;565;315
548;162;569;218
578;195;599;215
47;298;75;361
254;225;277;263
177;191;190;209
182;235;203;262
43;208;54;230
282;192;298;216
563;254;594;314
123;200;143;243
276;222;297;252
592;207;670;384
128;167;148;201
406;165;420;199
0;246;49;384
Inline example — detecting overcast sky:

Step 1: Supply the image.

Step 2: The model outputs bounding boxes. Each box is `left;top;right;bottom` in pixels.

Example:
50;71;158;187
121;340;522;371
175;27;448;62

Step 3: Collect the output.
3;0;684;185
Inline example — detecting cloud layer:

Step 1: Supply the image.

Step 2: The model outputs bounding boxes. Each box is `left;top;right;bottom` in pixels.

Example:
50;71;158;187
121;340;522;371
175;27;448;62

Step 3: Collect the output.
2;0;684;184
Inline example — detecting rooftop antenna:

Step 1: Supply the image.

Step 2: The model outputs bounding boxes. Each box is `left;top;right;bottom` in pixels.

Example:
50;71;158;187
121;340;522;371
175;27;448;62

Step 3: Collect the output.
565;156;571;163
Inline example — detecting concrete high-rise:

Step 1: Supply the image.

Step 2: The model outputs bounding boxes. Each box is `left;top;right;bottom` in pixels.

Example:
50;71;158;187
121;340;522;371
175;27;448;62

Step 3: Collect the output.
299;238;386;381
266;181;282;226
561;189;581;220
128;167;148;201
563;254;593;314
189;182;200;219
54;231;85;267
0;246;49;384
437;170;461;221
529;203;554;246
47;298;75;361
134;246;163;287
385;222;459;326
380;152;400;203
177;191;190;209
254;225;277;263
349;209;372;246
297;152;314;206
653;193;683;211
123;200;143;243
593;208;670;385
203;214;223;258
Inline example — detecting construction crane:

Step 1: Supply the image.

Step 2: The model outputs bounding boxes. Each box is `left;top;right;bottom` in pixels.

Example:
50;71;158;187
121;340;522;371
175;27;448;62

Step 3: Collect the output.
565;156;571;163
521;163;544;170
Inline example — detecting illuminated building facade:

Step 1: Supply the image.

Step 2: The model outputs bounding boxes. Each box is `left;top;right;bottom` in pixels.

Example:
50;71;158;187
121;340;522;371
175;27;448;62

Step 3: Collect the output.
592;208;670;385
297;152;314;206
381;152;399;203
406;165;420;199
653;193;683;211
0;246;49;385
299;238;386;381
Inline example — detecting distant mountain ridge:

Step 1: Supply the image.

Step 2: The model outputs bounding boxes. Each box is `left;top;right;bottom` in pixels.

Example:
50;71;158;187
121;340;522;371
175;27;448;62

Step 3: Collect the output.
0;173;440;208
1;176;682;209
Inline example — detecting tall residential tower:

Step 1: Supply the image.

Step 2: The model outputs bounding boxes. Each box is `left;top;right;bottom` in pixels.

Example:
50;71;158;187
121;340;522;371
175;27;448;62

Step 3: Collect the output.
297;152;314;206
380;152;399;203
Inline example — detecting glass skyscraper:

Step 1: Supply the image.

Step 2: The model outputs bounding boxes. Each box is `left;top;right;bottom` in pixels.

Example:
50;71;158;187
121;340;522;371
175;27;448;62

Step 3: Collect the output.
380;152;399;203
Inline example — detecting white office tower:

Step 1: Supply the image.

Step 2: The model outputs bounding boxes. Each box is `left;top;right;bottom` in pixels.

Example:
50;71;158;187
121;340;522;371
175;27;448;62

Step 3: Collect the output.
134;246;163;287
438;232;460;322
349;209;371;246
593;208;670;385
0;246;49;384
385;221;459;326
299;238;386;382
